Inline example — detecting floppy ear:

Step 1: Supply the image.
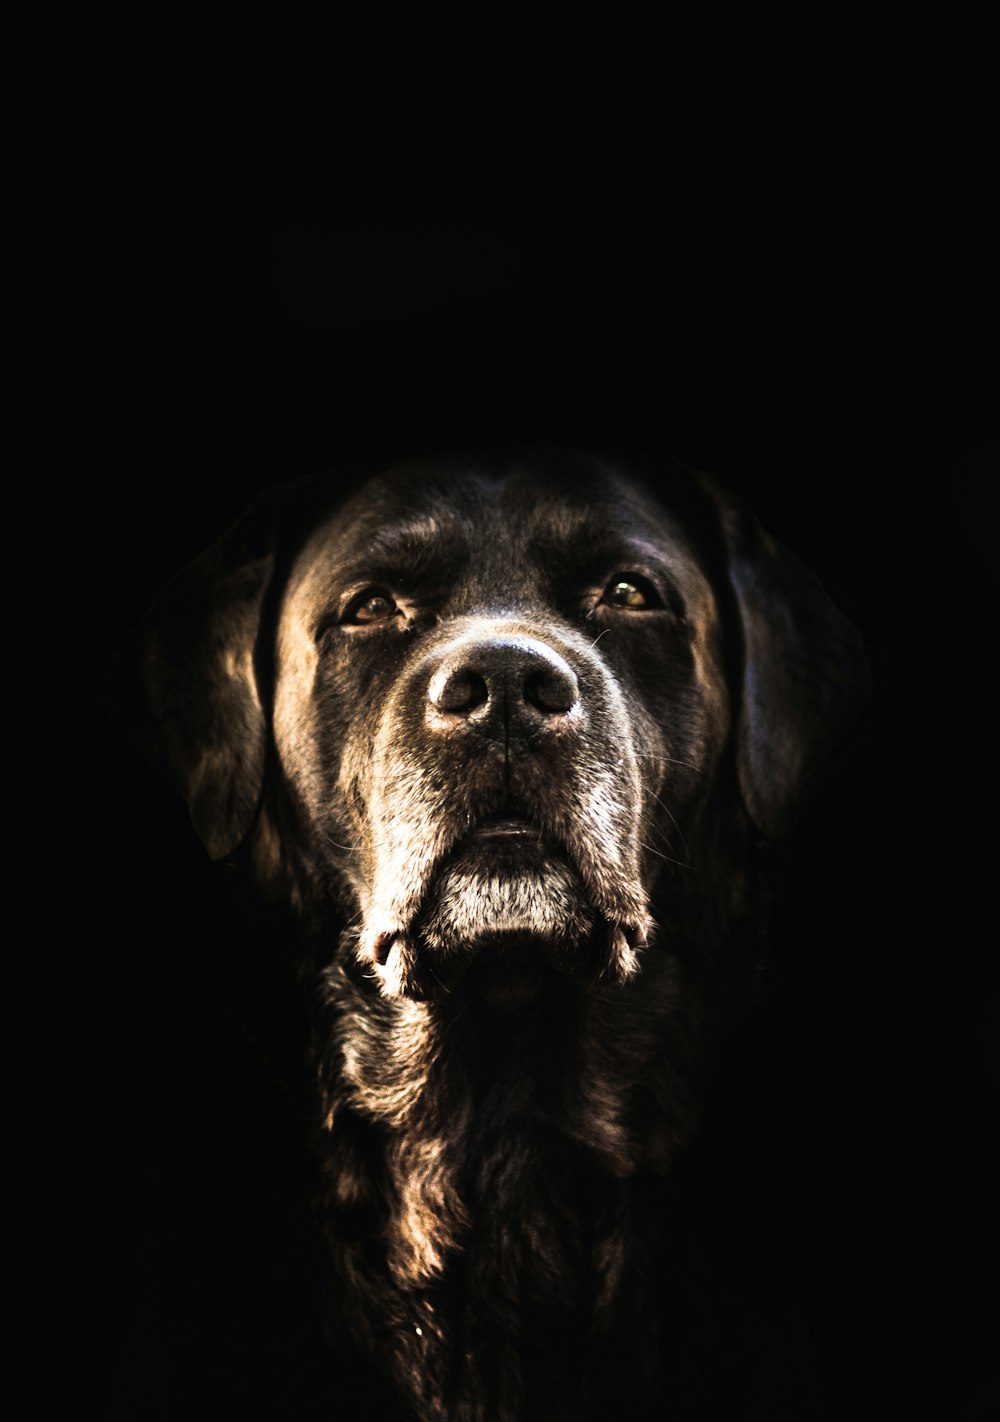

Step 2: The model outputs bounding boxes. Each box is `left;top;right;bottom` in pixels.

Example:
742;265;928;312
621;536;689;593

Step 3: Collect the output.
107;495;278;860
704;476;870;839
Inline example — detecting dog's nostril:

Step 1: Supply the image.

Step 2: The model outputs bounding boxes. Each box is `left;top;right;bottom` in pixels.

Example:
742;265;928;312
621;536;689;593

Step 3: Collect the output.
524;665;578;714
429;667;489;714
427;636;579;727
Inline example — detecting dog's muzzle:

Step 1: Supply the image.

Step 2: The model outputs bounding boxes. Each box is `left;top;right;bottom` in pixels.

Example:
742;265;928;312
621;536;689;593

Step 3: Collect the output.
356;622;652;1003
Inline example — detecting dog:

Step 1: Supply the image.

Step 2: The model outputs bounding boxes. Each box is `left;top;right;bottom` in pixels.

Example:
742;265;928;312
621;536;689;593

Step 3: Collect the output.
113;448;867;1420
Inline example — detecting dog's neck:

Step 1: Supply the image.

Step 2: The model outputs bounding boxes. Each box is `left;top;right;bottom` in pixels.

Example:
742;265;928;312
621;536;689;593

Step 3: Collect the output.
308;944;701;1414
324;939;698;1156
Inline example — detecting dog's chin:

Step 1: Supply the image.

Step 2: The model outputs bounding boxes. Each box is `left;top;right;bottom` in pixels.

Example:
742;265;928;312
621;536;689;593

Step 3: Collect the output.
414;844;597;1006
420;845;595;951
365;830;646;1005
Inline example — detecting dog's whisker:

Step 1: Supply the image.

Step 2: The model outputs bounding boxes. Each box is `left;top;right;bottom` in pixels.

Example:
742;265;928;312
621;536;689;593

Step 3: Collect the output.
633;755;704;773
424;953;454;995
646;789;690;854
639;839;696;871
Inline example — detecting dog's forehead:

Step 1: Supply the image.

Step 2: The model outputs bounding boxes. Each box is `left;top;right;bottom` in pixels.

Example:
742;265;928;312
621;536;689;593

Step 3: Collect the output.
285;462;713;611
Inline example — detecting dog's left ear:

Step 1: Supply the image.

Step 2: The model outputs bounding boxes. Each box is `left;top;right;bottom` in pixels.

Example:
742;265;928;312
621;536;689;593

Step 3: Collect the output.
106;492;279;860
703;475;870;839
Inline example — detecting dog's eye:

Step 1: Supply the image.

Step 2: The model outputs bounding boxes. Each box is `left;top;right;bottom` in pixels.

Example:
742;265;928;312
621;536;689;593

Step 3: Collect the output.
343;590;399;625
601;575;662;610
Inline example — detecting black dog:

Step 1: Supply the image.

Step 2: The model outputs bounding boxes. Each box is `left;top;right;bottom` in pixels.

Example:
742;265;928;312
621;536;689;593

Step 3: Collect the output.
114;449;866;1420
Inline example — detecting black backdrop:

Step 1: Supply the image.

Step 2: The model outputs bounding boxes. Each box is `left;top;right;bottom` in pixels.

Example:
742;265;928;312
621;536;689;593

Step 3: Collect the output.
90;222;996;1417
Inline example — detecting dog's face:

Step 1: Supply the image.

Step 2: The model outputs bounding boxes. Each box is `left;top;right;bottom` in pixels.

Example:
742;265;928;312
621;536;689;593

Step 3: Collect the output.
118;449;865;1009
272;461;729;1001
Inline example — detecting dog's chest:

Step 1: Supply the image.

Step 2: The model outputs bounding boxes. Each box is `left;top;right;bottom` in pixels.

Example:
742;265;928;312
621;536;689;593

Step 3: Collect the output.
320;985;682;1417
327;1080;642;1419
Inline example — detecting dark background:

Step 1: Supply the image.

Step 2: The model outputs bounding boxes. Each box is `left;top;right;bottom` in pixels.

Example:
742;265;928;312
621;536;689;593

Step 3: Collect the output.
90;221;996;1416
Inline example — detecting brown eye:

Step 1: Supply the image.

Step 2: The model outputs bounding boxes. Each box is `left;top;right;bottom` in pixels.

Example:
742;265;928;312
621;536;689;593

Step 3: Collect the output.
602;575;660;610
343;590;399;625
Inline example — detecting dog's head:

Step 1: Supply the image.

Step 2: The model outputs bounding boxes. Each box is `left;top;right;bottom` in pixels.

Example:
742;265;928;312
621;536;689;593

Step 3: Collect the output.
112;450;866;1004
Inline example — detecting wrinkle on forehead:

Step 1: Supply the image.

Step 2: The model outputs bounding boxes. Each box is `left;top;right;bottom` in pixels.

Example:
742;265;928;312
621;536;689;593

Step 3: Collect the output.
280;466;723;651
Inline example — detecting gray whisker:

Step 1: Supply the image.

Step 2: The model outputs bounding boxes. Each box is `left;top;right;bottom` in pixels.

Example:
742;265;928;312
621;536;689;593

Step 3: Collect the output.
639;839;696;871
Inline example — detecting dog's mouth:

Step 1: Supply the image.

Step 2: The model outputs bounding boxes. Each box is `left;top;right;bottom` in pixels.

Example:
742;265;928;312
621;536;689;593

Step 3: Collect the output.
364;810;648;1005
467;817;542;842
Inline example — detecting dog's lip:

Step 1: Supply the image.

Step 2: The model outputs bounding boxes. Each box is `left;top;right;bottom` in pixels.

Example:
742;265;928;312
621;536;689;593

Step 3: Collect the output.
468;816;540;842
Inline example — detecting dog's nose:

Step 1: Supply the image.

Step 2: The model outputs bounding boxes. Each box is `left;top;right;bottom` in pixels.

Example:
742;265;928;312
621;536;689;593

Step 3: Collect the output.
427;636;579;730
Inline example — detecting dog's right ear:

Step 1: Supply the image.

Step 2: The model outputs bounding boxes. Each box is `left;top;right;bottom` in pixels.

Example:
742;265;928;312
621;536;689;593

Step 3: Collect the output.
106;492;279;861
698;472;870;840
